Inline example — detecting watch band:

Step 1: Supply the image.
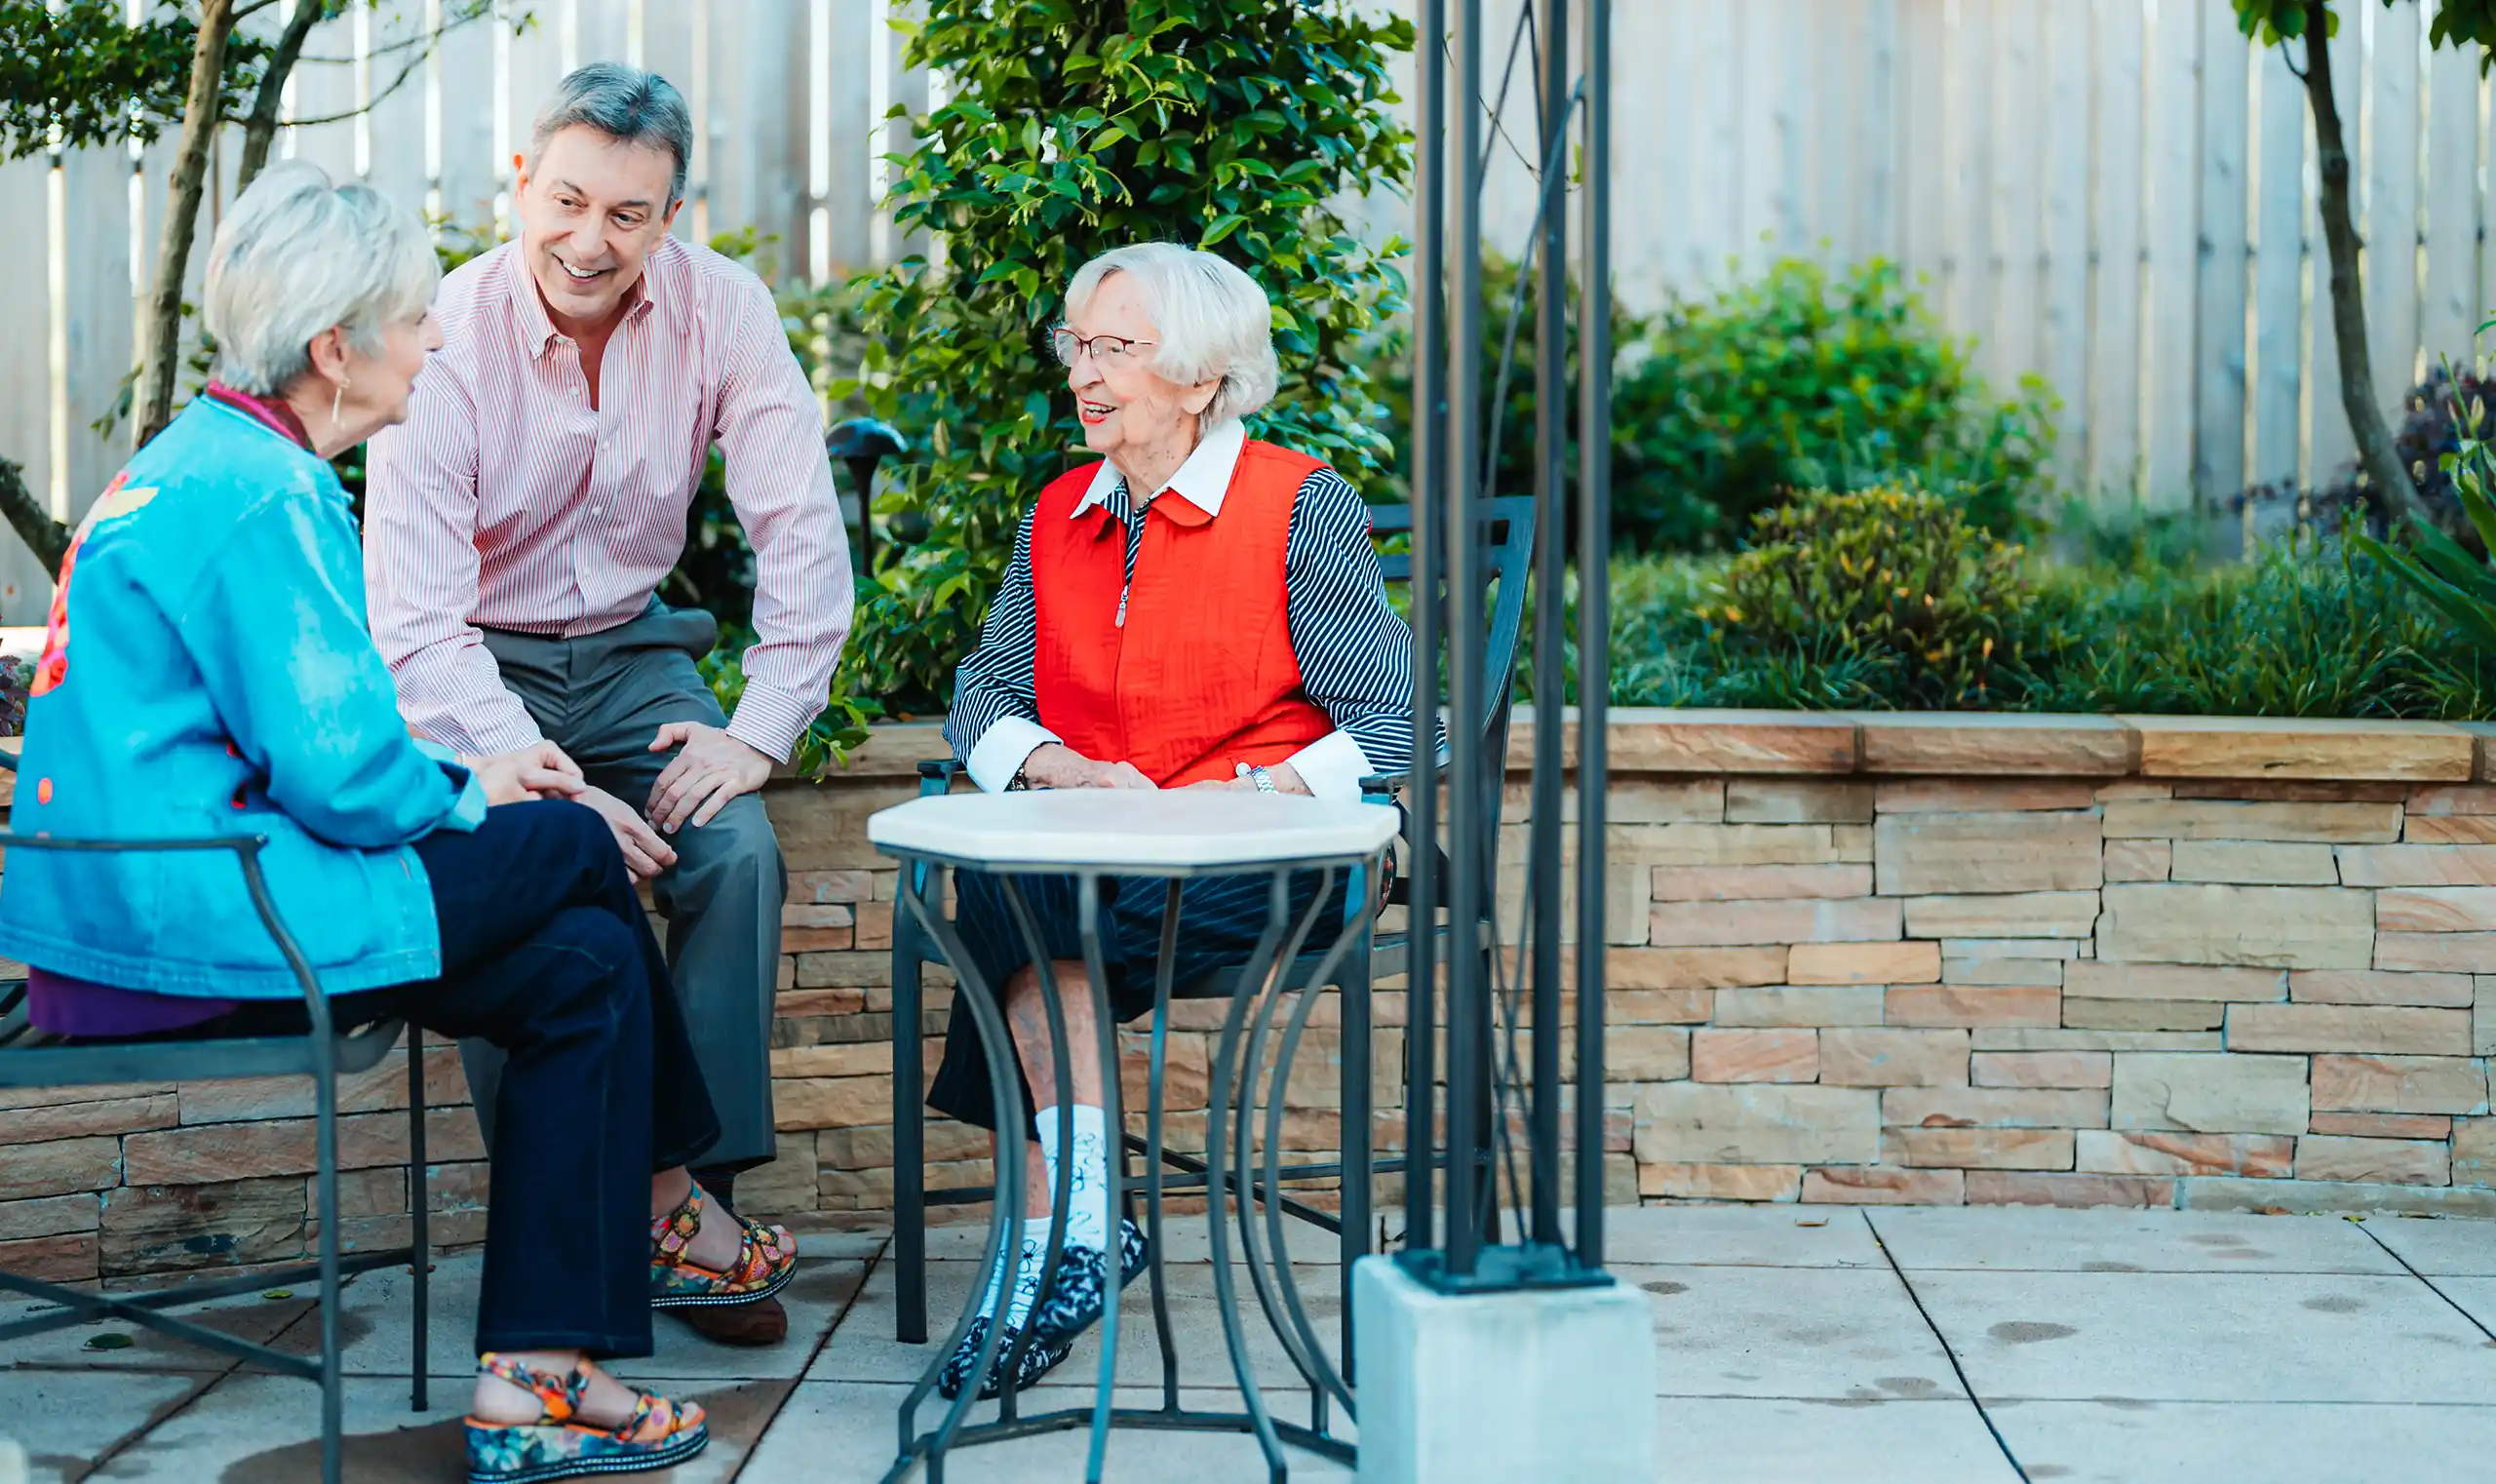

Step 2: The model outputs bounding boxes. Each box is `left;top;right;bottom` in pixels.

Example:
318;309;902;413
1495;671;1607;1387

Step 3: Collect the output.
1246;764;1278;794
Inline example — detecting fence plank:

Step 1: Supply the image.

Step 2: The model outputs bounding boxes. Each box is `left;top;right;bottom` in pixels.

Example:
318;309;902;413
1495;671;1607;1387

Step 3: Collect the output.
286;22;362;185
59;148;134;526
2423;41;2479;375
2251;43;2306;490
2195;0;2250;509
2039;0;2094;484
1986;0;2042;392
2087;0;2146;502
1683;0;1739;287
2307;12;2360;484
366;7;433;204
434;10;501;228
0;159;58;622
1859;0;1899;262
1941;0;1991;337
2365;0;2422;407
2142;0;2200;508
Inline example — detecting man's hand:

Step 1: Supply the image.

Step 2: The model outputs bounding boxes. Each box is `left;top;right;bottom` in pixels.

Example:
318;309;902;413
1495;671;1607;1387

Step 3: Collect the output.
1021;743;1156;791
575;783;680;881
1182;762;1311;796
646;722;775;833
463;742;586;806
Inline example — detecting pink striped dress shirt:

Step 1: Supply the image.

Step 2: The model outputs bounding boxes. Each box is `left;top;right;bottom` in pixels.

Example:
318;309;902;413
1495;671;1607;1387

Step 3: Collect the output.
365;237;853;762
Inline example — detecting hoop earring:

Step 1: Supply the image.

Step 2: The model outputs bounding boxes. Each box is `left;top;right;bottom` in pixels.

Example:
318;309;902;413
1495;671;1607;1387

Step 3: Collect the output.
330;376;350;429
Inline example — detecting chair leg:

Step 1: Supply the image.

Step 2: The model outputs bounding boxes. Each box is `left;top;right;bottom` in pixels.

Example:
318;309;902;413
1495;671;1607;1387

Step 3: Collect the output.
893;864;929;1346
408;1034;430;1413
1339;941;1374;1386
316;1073;345;1484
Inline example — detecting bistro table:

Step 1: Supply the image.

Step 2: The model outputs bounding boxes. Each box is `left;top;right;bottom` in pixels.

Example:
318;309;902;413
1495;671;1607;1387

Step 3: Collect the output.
866;788;1400;1484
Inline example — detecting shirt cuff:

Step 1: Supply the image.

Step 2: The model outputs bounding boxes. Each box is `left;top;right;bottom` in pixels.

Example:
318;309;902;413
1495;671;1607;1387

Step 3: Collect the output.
967;716;1061;794
725;682;823;764
1285;729;1378;804
413;742;490;834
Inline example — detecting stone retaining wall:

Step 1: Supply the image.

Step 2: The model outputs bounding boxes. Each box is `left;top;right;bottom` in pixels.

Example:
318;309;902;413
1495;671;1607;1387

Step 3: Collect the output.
10;710;2496;1284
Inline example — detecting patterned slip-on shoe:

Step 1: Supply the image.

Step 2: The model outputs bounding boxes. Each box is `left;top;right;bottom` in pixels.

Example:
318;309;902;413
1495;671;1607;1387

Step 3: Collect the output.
465;1353;707;1484
649;1184;797;1310
933;1317;1075;1401
1025;1219;1150;1349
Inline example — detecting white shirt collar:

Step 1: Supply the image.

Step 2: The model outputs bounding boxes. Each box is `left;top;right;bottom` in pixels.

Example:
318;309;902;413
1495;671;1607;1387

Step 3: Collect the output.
1074;419;1248;520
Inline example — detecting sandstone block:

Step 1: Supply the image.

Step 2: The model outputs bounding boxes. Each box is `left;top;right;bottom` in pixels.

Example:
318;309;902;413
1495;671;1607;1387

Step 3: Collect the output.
1942;957;2067;987
2337;845;2496;886
2178;781;2409;803
1966;1172;2176;1208
2177;1177;2496;1217
1856;713;2133;776
1903;892;2101;939
789;869;877;905
1649;896;1900;948
2295;1135;2450;1185
1788;940;1942;986
2124;716;2472;783
1713;985;1885;1028
1875;812;2104;896
2074;1129;2294;1178
2064;961;2284;1001
1973;1051;2113;1088
774;1075;898;1131
2407;785;2496;816
1507;778;1723;824
2310;1112;2452;1139
0;1192;100;1241
2376;933;2496;973
2290;970;2475;1007
1651;865;1872;902
2103;840;2172;882
1606;1026;1693;1081
1615;824;1847;868
0;1232;98;1284
1611;989;1715;1025
2111;1052;2310;1134
2481;977;2496;1056
2065;999;2228;1032
2407;815;2496;843
2457;1116;2496;1186
1837;826;1876;863
2097;884;2374;969
0;1094;176;1145
1800;1166;1967;1204
2;1137;122;1200
2309;1054;2488;1113
0;1082;173;1113
1946;937;2088;959
1692;1029;1818;1083
99;1178;305;1273
2226;1004;2472;1055
1888;1127;2075;1170
1725;780;1874;825
782;902;857;930
2100;782;2176;801
1606;947;1788;992
1885;984;2061;1028
2169;841;2339;885
1973;1030;2225;1053
769;1042;894;1078
1634;1083;1881;1166
1820;1029;1970;1087
1606;709;1859;773
1871;779;2105;813
2379;888;2496;933
1637;1162;1802;1202
1881;1087;2109;1129
796;950;896;989
2102;799;2403;843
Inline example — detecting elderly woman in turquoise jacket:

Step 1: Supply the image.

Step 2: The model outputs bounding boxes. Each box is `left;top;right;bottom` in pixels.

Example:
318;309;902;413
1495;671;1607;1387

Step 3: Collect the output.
0;164;791;1484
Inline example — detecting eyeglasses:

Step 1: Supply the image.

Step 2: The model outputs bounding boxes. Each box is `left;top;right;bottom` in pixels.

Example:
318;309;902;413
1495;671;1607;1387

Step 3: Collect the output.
1049;327;1157;368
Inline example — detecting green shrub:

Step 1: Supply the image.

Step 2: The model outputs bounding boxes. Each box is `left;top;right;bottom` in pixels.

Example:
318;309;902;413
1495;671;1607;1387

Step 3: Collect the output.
1617;256;2057;552
836;0;1414;717
1699;486;2029;708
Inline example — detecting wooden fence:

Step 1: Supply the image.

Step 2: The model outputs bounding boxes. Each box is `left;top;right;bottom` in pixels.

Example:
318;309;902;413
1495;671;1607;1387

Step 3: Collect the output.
2;0;2493;621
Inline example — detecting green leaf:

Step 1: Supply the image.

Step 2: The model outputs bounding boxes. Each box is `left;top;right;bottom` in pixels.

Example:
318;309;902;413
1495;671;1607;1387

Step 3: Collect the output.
1198;213;1249;248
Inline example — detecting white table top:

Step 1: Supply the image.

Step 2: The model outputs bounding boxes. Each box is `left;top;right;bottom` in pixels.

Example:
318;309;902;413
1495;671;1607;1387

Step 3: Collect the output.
867;789;1399;872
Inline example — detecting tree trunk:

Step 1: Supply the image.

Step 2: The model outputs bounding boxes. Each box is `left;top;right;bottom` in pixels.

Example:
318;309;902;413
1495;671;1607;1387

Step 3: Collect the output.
0;455;70;575
235;0;327;195
2302;0;2430;527
134;0;239;452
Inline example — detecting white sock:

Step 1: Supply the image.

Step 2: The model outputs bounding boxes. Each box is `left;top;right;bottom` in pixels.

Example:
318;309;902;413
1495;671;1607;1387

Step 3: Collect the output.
1035;1104;1112;1252
977;1232;1047;1329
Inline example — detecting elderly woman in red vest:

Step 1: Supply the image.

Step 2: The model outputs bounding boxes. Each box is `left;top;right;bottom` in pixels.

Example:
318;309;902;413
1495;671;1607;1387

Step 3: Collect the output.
925;242;1421;1398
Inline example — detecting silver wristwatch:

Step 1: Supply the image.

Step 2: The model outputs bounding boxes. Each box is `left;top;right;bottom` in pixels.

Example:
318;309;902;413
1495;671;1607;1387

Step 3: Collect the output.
1243;763;1278;794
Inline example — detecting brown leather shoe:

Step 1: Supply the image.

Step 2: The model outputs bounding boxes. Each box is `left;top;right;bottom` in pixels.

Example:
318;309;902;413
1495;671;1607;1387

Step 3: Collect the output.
670;1293;788;1347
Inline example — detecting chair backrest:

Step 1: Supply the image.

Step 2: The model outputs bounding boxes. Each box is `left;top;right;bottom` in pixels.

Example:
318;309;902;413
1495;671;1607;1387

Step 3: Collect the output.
1367;493;1538;819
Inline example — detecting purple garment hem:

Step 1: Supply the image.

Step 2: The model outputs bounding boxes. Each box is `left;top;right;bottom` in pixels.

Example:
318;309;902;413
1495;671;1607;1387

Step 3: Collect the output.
25;967;237;1037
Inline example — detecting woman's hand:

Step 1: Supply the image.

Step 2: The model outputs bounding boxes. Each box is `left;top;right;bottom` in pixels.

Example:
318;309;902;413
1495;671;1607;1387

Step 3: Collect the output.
1021;743;1156;790
1183;762;1312;796
464;741;586;807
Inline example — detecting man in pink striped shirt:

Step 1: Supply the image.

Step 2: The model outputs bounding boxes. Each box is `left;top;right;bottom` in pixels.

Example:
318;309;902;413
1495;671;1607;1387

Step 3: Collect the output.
367;63;852;1345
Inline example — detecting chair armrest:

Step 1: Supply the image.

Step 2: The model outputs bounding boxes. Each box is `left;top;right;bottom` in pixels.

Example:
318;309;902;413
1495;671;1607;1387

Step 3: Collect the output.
1359;770;1407;804
917;758;966;798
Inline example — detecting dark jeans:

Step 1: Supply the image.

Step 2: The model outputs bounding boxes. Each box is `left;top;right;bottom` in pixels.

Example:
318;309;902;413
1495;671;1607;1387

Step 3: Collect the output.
925;868;1346;1140
190;800;720;1358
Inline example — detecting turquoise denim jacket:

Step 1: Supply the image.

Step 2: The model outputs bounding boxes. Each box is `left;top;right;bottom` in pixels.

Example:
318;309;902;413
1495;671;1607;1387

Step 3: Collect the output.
0;396;487;999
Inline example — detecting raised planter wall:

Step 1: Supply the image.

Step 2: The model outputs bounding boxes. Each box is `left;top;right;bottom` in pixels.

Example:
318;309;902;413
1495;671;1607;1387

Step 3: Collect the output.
9;710;2496;1285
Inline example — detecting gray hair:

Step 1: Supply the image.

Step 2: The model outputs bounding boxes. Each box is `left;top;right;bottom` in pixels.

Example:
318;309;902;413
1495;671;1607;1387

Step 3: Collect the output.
1066;243;1280;426
203;161;441;398
529;62;693;210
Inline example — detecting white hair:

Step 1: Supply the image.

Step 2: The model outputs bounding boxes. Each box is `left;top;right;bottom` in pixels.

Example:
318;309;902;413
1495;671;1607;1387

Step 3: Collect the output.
1065;243;1280;426
204;161;440;398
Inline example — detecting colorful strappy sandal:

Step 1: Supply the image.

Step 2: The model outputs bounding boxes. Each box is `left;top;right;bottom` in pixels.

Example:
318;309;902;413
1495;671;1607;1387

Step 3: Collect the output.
464;1353;707;1484
649;1183;798;1309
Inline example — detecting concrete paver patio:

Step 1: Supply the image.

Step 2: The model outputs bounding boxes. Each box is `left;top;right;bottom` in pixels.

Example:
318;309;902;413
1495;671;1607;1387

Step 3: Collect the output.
5;1205;2494;1482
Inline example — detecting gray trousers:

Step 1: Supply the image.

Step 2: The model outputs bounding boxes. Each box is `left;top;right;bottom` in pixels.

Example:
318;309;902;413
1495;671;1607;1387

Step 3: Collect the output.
456;600;787;1174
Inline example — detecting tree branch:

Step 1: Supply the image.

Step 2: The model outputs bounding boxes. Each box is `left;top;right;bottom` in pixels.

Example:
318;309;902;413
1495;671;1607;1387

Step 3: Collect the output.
135;0;238;452
0;455;70;575
235;0;325;195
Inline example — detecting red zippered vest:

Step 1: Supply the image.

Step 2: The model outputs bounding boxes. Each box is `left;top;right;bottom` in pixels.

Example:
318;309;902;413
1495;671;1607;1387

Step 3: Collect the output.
1029;439;1339;788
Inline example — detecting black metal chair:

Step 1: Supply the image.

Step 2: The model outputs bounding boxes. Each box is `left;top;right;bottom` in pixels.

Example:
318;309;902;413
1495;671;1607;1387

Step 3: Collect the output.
0;755;431;1484
883;490;1538;1349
